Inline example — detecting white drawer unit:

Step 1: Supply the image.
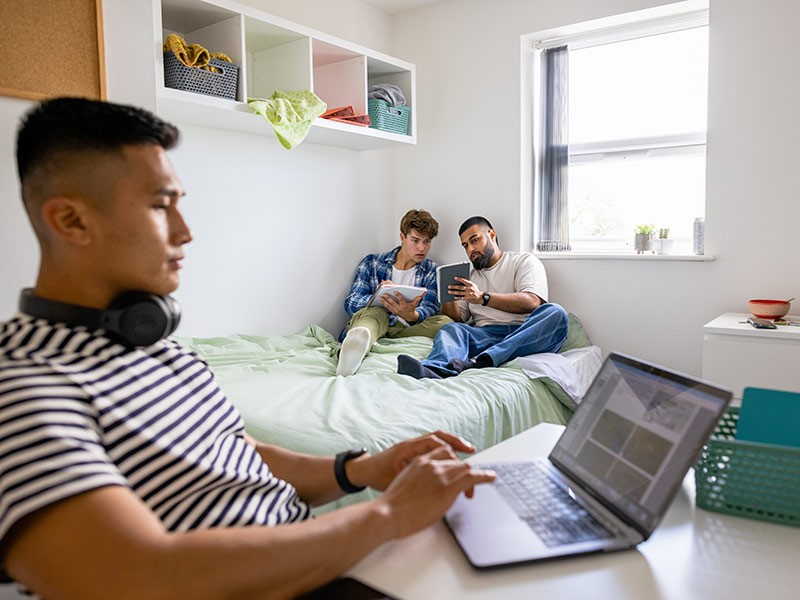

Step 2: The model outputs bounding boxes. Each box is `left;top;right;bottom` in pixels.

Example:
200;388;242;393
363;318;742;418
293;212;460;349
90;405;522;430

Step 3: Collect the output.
702;312;800;399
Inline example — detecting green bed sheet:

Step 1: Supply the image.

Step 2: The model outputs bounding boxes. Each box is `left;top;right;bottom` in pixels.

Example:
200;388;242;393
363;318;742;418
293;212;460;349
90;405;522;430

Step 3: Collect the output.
180;323;579;511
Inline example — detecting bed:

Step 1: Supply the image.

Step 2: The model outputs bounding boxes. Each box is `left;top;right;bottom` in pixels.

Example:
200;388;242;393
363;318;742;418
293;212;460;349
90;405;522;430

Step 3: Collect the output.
178;314;601;512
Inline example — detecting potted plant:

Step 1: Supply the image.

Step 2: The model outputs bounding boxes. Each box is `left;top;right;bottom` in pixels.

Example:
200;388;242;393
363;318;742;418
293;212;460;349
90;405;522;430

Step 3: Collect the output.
634;224;655;254
654;227;674;255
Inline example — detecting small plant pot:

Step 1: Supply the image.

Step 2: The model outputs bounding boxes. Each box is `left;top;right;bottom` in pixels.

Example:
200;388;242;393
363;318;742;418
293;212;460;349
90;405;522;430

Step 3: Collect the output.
634;233;654;254
654;239;674;255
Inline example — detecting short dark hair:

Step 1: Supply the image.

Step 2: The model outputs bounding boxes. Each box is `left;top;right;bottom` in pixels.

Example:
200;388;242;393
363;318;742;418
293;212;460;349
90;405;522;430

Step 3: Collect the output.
16;97;180;184
400;209;439;239
458;216;494;236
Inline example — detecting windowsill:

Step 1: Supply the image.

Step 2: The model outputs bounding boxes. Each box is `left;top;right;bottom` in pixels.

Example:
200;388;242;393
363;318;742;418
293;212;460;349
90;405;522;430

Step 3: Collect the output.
535;252;715;261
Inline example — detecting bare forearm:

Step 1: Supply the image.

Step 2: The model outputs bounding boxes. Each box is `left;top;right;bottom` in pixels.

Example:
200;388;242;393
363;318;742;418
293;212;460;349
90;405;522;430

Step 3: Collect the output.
6;486;394;600
162;501;394;599
442;301;462;321
483;291;541;314
254;443;345;506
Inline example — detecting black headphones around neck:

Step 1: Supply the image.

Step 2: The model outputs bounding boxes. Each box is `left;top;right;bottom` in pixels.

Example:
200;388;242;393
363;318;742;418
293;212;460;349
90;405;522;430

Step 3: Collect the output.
19;288;181;347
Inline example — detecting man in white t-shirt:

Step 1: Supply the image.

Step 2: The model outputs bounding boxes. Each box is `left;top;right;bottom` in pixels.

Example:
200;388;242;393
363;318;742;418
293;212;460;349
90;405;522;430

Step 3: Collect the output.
397;216;568;379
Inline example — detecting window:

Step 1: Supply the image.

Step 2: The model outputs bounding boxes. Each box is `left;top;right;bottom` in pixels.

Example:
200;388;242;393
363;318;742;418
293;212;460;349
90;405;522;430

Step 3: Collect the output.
533;14;709;254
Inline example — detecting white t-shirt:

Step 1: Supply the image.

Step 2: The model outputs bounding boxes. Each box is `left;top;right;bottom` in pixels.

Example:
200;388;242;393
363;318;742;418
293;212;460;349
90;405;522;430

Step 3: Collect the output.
392;265;418;287
456;251;548;327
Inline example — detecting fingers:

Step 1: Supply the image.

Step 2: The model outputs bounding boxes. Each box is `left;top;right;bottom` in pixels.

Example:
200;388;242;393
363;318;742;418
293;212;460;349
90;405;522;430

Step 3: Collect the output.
432;457;496;498
411;450;495;487
389;432;480;481
381;456;497;538
382;295;403;315
448;284;467;299
427;430;477;454
424;444;457;461
384;293;420;312
452;467;496;501
467;468;497;485
448;280;479;303
414;447;496;489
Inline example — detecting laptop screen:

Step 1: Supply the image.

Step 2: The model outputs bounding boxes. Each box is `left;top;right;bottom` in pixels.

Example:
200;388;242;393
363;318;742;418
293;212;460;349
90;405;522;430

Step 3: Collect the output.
549;352;730;534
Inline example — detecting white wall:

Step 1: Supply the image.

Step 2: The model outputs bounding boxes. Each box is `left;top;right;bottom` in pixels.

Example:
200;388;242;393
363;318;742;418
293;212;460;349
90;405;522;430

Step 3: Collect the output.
0;97;38;312
0;0;404;338
391;0;800;377
168;125;398;336
241;0;394;50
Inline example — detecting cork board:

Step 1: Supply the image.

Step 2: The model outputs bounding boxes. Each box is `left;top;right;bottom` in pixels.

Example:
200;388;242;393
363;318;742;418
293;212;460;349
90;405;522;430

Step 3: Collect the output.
0;0;105;101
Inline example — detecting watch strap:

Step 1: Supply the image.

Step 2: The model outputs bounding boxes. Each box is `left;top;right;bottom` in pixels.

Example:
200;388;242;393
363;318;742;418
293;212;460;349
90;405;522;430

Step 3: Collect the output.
334;447;368;493
482;292;491;306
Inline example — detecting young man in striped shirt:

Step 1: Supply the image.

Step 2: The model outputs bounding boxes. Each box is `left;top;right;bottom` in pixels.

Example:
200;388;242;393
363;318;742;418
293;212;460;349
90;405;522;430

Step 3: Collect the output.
0;97;494;599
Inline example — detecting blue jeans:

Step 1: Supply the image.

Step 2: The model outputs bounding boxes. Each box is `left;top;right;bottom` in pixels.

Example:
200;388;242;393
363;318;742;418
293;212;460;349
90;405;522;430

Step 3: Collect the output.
422;303;569;376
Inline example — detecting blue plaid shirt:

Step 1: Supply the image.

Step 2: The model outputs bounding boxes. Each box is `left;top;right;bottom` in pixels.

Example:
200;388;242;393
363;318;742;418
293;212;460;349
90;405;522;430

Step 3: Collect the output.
343;246;440;329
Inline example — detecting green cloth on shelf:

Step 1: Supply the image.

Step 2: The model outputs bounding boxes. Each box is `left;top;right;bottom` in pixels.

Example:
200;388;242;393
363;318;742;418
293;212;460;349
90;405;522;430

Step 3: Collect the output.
248;90;327;150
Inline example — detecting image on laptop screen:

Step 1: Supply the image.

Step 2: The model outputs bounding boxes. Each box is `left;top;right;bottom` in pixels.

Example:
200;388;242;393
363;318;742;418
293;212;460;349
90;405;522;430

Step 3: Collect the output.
549;353;729;533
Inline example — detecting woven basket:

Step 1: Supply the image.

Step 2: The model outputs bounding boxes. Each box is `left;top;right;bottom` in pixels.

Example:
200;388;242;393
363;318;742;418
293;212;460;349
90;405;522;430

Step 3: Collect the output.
368;99;410;135
163;52;239;100
694;407;800;527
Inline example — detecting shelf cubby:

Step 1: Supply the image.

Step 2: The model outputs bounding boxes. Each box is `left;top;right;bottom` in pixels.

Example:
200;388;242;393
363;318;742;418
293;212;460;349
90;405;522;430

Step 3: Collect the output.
104;0;417;150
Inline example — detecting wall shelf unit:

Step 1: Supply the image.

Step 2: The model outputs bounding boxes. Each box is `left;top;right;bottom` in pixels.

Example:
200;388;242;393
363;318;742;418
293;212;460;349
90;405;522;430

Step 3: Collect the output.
103;0;416;151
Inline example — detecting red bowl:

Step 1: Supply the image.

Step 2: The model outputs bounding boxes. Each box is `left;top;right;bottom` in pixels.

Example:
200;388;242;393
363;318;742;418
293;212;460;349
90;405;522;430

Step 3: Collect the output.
748;299;790;319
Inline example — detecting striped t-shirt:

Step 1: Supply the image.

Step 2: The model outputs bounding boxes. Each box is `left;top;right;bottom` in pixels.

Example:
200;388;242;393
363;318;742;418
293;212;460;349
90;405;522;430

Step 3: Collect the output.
0;313;311;573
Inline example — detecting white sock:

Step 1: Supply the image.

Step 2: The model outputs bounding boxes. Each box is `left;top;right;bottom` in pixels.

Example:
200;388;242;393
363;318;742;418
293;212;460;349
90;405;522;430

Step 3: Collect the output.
337;326;371;376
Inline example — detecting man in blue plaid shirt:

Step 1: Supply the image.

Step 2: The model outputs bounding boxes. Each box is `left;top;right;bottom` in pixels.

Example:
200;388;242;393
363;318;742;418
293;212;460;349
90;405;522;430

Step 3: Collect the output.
337;210;452;376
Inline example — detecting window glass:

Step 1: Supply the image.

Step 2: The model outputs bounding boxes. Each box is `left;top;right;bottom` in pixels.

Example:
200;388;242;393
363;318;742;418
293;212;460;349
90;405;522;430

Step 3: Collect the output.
535;22;709;254
568;152;706;253
569;27;708;144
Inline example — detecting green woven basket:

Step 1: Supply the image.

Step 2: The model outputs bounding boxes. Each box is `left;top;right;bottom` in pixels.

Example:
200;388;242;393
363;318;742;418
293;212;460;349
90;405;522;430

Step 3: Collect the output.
368;99;410;135
695;407;800;527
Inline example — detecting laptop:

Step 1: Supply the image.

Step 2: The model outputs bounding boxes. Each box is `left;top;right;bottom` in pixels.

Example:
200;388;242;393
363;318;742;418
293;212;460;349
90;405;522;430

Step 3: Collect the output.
445;352;731;568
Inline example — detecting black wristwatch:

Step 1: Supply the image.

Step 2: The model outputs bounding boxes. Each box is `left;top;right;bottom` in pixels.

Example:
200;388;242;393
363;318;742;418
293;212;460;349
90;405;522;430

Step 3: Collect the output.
481;292;491;306
334;447;368;493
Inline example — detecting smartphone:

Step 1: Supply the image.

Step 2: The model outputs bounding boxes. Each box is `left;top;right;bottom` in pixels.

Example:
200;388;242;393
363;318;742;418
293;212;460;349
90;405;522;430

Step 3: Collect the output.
747;317;777;329
299;577;398;600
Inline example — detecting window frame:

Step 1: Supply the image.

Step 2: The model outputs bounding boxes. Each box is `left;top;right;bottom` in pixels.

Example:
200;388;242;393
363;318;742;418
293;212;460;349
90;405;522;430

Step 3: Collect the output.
526;9;710;258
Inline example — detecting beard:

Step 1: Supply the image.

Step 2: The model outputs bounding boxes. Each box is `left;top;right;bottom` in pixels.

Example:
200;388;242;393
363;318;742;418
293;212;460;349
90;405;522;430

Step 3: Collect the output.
470;245;495;270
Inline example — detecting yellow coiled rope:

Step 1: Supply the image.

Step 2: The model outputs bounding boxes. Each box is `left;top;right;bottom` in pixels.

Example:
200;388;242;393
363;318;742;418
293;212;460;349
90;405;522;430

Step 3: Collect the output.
163;33;232;73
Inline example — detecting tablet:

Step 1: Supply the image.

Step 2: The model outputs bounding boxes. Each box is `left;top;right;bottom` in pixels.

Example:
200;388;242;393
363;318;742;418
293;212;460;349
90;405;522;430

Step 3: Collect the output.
436;261;471;303
366;283;427;308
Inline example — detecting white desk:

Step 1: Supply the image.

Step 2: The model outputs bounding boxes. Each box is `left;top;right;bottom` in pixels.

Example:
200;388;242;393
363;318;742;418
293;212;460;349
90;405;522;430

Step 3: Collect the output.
350;423;800;600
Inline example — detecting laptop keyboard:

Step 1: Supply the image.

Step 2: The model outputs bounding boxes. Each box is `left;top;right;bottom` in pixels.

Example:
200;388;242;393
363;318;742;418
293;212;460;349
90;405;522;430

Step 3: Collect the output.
487;462;614;547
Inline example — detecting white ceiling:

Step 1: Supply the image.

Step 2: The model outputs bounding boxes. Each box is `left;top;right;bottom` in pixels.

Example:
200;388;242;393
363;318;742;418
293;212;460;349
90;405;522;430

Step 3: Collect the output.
360;0;446;15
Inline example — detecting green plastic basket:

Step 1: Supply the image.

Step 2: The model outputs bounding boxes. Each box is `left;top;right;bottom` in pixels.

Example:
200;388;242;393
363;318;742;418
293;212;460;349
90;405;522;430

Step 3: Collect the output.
694;407;800;527
368;99;410;135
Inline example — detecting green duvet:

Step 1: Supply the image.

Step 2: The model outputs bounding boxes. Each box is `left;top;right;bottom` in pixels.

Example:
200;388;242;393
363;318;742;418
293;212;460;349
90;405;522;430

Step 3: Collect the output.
179;323;578;511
